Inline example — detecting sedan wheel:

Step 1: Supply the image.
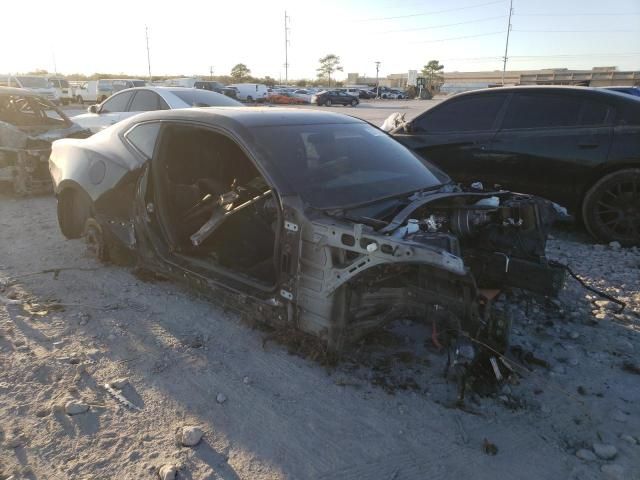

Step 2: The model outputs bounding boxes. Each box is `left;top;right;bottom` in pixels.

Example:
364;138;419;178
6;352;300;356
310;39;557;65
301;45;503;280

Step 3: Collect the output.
582;168;640;246
325;99;332;106
350;99;358;107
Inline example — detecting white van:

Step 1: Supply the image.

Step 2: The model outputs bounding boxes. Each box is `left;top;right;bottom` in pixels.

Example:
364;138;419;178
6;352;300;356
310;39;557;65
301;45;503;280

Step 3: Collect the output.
4;75;59;103
228;83;268;102
73;81;100;104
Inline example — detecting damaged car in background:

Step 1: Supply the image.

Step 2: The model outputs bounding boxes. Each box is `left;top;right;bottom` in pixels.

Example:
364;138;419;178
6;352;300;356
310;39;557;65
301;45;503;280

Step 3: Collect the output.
49;107;565;387
0;87;88;195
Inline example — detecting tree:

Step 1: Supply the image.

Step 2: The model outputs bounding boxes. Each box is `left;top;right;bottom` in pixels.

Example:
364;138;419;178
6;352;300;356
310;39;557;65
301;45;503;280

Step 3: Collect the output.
316;54;343;87
421;60;444;90
230;64;251;81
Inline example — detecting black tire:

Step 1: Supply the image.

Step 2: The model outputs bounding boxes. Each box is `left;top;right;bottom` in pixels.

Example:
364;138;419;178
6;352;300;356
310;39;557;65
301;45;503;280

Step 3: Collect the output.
76;95;84;104
57;188;93;239
582;168;640;246
350;99;358;107
325;99;332;107
247;95;254;102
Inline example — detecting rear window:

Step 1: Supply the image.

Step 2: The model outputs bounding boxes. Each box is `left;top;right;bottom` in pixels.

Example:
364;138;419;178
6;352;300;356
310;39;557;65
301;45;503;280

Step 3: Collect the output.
502;93;583;129
415;94;506;132
170;89;242;107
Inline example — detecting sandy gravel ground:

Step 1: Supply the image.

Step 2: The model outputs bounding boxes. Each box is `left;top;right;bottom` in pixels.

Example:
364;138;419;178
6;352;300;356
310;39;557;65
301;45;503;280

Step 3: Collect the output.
0;194;639;480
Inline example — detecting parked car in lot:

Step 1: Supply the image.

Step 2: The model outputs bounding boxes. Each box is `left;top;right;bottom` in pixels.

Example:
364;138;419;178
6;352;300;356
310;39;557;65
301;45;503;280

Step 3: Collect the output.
358;89;376;99
71;87;241;133
292;89;313;103
193;81;238;99
311;90;359;107
97;79;114;102
49;107;562;359
0;87;88;194
388;86;640;245
228;83;268;102
112;79;147;93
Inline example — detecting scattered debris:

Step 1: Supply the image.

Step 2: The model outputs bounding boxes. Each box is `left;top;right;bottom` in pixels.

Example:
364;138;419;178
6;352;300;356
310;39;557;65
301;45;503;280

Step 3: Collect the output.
103;383;141;411
622;361;640;375
216;393;227;404
110;377;129;389
482;438;498;455
64;400;89;415
180;426;204;447
576;449;597;462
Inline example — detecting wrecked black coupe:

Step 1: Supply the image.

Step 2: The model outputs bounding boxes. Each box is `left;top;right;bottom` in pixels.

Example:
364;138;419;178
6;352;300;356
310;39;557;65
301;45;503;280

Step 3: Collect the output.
50;107;564;356
0;87;88;195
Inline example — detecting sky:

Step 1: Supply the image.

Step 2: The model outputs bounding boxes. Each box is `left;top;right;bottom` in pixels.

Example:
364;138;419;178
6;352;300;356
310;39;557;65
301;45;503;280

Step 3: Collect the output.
2;0;639;80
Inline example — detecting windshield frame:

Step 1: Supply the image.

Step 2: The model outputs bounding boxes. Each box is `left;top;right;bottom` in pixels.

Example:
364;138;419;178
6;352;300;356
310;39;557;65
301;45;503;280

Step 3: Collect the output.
249;122;449;210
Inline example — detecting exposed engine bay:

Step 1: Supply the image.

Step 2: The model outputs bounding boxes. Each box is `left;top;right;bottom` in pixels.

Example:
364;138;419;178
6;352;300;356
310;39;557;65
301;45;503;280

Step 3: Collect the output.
292;185;566;397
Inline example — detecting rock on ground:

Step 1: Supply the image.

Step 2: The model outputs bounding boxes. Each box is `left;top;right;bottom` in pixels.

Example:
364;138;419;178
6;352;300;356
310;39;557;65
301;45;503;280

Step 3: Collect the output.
64;400;89;416
181;426;204;447
593;443;618;460
158;464;177;480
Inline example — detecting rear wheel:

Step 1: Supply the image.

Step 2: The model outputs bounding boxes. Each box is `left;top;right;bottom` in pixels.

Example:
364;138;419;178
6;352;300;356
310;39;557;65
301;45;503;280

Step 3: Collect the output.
350;99;358;107
76;95;84;104
57;188;93;239
325;99;332;106
247;95;254;102
582;168;640;246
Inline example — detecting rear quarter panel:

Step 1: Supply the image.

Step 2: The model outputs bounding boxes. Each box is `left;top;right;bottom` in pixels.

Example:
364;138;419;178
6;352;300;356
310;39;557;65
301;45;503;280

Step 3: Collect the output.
49;126;145;201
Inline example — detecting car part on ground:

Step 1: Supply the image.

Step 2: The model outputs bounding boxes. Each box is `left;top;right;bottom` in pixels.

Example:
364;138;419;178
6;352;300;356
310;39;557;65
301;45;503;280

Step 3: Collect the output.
0;87;89;195
49;107;564;388
385;86;640;246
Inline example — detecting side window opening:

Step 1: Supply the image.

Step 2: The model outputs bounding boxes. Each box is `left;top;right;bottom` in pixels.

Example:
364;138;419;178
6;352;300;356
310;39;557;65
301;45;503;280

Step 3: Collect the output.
415;94;506;133
153;125;278;285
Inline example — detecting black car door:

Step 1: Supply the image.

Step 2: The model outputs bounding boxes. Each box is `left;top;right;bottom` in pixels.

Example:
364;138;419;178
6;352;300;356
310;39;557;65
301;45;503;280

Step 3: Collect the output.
487;92;613;212
394;92;508;185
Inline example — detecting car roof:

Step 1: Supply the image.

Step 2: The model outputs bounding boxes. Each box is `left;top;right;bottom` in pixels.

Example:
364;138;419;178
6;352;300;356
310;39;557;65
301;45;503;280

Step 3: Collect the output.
450;85;640;103
121;106;363;128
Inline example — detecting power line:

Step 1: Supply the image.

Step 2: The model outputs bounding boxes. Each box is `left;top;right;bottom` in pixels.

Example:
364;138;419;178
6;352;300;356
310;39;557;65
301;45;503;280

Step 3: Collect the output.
411;30;505;44
361;0;506;22
379;15;506;34
516;12;640;16
513;29;639;33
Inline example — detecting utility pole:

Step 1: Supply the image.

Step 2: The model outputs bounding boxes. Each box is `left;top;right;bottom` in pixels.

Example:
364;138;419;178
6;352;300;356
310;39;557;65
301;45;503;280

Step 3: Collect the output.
52;52;58;76
210;66;214;80
145;25;152;83
501;0;513;85
284;11;290;85
375;61;381;98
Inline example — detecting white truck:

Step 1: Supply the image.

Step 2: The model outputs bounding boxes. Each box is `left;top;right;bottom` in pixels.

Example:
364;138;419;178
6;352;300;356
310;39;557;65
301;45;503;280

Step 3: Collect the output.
228;83;268;102
47;78;74;105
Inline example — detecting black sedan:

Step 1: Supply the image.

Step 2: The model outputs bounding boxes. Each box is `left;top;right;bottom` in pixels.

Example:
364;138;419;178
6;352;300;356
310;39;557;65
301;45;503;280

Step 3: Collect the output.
49;107;561;359
311;90;359;107
390;86;640;245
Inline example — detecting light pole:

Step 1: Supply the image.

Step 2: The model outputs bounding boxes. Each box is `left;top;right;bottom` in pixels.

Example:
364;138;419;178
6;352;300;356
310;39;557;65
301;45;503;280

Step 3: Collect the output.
375;61;381;98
